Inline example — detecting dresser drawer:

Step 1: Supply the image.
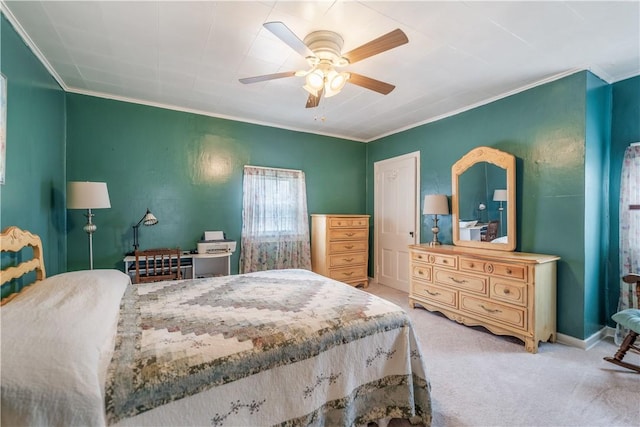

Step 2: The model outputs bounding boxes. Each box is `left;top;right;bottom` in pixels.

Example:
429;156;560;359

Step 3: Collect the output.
329;252;367;267
491;278;527;306
487;262;527;281
434;269;487;295
328;265;367;282
411;264;432;282
329;218;368;228
328;228;368;240
412;282;457;308
411;251;457;268
429;253;457;269
329;241;367;253
460;294;527;330
411;251;429;263
459;257;487;274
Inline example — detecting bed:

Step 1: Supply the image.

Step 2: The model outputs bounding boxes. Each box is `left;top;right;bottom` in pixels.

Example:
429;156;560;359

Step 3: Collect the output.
1;226;432;426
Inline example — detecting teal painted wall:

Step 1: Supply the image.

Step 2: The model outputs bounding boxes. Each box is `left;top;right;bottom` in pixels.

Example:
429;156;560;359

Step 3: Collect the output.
65;94;366;273
608;75;640;324
4;9;638;340
367;72;589;338
584;72;612;338
0;13;66;296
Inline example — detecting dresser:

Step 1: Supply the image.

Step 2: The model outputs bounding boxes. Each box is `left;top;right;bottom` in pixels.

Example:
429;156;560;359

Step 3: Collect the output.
409;244;559;353
311;214;370;288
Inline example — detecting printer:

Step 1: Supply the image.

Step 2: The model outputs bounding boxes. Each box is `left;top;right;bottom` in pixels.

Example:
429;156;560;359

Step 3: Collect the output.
197;231;237;254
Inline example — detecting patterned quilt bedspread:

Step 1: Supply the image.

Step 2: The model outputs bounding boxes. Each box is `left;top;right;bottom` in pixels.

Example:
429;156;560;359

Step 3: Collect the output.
106;269;431;426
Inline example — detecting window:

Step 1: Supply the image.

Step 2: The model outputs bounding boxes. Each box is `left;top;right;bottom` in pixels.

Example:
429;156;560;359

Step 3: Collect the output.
239;166;311;273
616;143;640;343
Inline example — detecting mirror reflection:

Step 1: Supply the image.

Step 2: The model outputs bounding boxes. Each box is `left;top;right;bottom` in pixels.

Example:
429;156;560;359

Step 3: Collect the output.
452;146;516;251
458;162;507;242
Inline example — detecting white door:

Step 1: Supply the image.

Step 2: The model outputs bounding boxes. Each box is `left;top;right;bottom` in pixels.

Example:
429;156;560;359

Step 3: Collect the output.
374;152;420;292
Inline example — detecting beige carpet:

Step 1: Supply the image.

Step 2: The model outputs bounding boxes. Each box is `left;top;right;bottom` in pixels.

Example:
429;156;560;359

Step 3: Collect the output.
363;282;640;427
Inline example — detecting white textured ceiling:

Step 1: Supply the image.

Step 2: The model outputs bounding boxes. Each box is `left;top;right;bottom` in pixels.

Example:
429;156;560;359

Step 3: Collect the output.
2;1;639;142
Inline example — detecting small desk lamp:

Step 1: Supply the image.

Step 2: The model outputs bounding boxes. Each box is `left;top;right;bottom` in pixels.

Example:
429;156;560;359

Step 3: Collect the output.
423;194;449;246
67;181;111;269
493;189;507;237
132;209;158;253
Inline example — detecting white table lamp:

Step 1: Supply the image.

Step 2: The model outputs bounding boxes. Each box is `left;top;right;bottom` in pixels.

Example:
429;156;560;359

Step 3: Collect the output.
423;194;449;246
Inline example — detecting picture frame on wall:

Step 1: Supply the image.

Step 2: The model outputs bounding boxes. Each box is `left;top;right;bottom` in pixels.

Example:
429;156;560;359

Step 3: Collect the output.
0;73;6;185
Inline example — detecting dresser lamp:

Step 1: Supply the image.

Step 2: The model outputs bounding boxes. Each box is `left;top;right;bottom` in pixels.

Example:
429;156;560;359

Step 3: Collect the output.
423;194;449;246
67;181;111;270
493;189;507;237
131;208;158;254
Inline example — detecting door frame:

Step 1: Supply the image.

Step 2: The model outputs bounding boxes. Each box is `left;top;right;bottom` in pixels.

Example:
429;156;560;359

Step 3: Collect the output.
373;151;421;285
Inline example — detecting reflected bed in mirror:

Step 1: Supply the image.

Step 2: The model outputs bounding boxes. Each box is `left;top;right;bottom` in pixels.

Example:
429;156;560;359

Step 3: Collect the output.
452;146;516;251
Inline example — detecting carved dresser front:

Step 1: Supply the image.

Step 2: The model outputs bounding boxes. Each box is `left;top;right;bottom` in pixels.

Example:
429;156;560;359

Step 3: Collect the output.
409;244;559;353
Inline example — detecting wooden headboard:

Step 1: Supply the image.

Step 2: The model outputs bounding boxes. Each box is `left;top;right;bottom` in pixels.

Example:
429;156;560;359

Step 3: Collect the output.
1;226;46;305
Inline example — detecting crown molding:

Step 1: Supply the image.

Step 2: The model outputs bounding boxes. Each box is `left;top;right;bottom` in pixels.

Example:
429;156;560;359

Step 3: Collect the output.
0;2;68;91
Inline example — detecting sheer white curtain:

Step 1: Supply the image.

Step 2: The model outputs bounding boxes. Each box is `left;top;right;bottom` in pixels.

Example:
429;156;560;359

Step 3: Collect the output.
239;166;312;273
616;144;640;344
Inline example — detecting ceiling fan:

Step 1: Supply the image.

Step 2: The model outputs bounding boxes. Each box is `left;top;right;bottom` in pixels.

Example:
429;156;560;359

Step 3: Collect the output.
239;22;408;108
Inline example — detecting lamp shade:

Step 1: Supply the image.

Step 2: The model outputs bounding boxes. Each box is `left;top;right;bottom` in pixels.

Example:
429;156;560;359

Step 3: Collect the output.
67;181;111;209
423;194;449;215
493;189;508;202
139;209;158;226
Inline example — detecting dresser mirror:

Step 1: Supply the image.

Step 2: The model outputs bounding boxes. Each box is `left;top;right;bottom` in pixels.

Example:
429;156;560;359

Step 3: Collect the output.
452;146;516;251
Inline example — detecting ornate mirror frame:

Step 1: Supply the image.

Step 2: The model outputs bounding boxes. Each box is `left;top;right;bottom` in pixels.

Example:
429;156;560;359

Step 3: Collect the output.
452;146;516;251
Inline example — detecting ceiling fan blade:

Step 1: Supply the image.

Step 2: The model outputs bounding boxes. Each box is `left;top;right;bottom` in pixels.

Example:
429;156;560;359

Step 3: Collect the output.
348;73;395;95
264;21;315;58
239;71;296;84
305;88;323;108
342;28;408;64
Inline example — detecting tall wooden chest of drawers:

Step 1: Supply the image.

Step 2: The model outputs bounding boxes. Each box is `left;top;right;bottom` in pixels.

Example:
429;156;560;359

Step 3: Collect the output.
409;244;559;353
311;214;370;288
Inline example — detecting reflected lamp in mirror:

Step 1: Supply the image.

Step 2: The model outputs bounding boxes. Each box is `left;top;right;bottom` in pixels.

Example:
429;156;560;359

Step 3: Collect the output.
67;181;111;270
423;194;449;246
131;209;158;253
493;189;507;237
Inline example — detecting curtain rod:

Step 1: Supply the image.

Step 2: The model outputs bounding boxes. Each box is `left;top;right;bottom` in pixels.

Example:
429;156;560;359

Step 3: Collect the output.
244;165;303;173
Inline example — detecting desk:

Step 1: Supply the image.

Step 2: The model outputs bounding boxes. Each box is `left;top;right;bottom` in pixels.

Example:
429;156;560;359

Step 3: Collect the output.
459;225;485;241
124;251;232;280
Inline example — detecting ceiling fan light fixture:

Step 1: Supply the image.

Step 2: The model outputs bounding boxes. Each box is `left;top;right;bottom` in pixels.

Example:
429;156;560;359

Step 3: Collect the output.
305;69;325;91
324;70;350;98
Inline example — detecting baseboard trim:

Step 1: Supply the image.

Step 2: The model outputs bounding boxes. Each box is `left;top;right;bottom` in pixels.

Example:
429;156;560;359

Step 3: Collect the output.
556;326;614;350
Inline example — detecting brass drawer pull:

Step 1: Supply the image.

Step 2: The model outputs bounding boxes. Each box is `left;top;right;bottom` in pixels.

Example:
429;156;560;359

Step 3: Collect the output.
468;263;474;268
426;290;440;296
344;245;354;249
504;289;511;294
343;258;354;262
449;276;467;284
345;232;355;237
506;268;512;274
417;254;423;259
442;259;448;264
342;271;354;276
418;270;424;275
480;304;502;314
